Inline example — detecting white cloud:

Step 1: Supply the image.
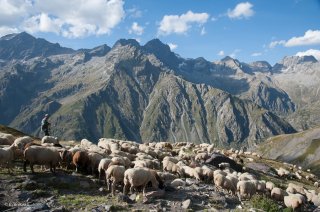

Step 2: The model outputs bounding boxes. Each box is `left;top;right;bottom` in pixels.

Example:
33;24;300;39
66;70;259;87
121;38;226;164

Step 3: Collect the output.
285;30;320;47
158;10;209;36
23;13;62;34
168;43;178;50
0;0;32;26
269;30;320;48
200;27;206;35
227;2;254;19
218;50;225;56
129;22;144;35
296;49;320;61
0;26;19;36
0;0;125;38
251;52;262;57
269;40;286;48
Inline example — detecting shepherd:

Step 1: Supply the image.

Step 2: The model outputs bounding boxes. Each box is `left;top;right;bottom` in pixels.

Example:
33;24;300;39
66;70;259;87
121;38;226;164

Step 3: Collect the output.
41;114;51;136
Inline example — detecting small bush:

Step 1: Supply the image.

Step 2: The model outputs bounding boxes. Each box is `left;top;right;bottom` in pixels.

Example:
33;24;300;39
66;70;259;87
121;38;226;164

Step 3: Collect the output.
250;195;280;212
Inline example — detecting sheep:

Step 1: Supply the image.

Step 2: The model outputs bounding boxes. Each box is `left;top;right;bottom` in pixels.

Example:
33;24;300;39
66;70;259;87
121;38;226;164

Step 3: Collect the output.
106;165;125;196
123;167;159;196
80;139;94;149
214;173;237;195
88;152;104;175
181;165;200;181
133;159;160;170
154;149;172;161
0;144;18;173
98;158;112;182
23;146;61;173
287;183;306;195
162;159;183;177
266;181;275;192
314;182;319;188
155;142;173;150
271;187;287;201
14;136;33;150
111;150;136;161
195;152;209;162
59;149;74;170
225;175;238;195
0;133;15;145
72;151;90;173
201;165;214;182
238;172;257;181
276;167;290;177
163;156;179;164
41;136;59;145
237;180;257;200
284;194;304;211
136;152;154;160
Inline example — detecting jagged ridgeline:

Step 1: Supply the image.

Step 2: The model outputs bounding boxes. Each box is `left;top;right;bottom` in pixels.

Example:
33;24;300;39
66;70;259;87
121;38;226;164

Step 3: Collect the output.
2;32;319;146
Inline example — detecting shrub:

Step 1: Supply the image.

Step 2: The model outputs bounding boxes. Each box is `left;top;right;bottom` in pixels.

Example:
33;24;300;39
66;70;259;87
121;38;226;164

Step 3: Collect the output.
250;195;280;212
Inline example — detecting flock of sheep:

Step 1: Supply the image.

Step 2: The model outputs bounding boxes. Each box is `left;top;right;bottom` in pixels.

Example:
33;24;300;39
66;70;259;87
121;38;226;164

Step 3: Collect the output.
1;132;320;210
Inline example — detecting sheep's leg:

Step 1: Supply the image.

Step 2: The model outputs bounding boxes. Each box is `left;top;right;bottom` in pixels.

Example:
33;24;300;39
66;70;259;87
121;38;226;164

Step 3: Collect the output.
123;184;129;195
142;185;146;197
23;160;28;172
111;182;116;196
107;179;110;191
130;185;134;194
30;163;34;173
99;170;102;181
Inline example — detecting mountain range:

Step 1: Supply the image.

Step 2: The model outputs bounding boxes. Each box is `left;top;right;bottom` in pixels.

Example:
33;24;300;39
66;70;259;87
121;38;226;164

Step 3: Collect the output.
1;32;319;147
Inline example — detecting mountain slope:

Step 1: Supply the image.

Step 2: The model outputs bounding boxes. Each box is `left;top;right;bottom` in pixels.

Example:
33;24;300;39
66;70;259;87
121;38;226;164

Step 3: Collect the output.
256;126;320;175
0;32;300;145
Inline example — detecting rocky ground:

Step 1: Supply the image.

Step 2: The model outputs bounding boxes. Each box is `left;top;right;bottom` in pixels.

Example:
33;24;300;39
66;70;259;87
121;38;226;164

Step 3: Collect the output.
1;157;319;212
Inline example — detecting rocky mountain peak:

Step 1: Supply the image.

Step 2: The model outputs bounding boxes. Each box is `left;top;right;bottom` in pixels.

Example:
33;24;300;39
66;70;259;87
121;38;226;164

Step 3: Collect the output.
272;55;318;72
113;39;140;49
0;32;74;60
248;61;272;73
143;39;180;68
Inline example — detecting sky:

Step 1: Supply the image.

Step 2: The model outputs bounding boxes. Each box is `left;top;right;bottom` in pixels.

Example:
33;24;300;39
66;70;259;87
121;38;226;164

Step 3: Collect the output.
0;0;320;65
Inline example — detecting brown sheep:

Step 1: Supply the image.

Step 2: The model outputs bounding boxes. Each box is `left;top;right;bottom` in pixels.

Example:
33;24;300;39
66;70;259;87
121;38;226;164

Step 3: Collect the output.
72;151;90;173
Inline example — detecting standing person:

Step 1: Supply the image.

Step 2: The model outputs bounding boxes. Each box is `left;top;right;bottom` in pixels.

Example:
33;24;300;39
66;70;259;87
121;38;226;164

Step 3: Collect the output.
41;114;51;136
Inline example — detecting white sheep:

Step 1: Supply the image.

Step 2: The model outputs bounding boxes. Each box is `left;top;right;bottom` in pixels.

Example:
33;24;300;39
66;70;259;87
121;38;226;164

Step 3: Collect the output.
23;146;61;173
106;165;125;196
98;158;112;182
162;159;183;176
284;194;304;211
80;138;94;148
238;172;257;181
266;181;275;192
276;167;290;177
41;136;59;145
88;152;104;175
14;136;33;150
181;165;200;181
123;167;159;196
0;144;18;173
271;187;287;201
237;180;257;200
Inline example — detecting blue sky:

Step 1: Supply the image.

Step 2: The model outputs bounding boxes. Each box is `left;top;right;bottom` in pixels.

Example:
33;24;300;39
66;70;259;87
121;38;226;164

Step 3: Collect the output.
0;0;319;64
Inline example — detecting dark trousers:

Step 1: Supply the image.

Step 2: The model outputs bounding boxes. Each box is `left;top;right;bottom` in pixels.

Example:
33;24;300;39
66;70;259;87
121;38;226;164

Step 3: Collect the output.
43;129;49;136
